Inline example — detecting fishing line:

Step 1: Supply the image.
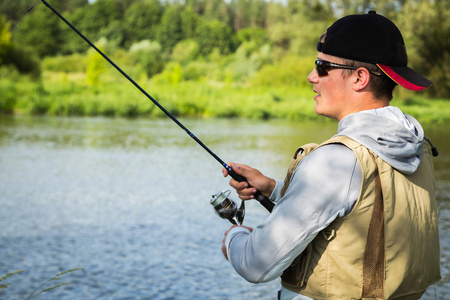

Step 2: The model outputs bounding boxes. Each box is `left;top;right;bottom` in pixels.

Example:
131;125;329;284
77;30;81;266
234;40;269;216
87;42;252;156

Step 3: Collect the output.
36;0;275;212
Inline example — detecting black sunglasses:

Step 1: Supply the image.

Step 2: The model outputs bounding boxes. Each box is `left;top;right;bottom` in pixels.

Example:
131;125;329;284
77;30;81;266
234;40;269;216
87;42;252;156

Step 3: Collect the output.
315;59;382;77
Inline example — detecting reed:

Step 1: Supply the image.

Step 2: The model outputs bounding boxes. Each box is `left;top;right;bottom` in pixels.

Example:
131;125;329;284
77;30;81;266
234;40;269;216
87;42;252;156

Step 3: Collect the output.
0;268;84;299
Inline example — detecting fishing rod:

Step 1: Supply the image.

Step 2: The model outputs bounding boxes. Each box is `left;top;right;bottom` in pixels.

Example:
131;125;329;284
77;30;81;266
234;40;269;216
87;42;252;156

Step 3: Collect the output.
34;0;275;213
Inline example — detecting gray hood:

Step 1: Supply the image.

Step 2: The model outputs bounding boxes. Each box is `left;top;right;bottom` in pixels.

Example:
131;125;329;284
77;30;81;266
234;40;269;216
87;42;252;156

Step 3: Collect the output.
337;107;424;175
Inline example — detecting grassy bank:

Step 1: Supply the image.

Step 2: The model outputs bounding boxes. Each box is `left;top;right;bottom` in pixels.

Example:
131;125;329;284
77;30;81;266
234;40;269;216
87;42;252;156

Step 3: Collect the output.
1;71;449;123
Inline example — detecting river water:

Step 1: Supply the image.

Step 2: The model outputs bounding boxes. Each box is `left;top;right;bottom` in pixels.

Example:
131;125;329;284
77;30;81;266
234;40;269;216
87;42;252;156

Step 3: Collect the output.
0;115;448;299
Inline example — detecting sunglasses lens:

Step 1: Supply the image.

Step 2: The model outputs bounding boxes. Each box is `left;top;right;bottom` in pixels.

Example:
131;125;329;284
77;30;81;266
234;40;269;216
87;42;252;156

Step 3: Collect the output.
315;60;328;76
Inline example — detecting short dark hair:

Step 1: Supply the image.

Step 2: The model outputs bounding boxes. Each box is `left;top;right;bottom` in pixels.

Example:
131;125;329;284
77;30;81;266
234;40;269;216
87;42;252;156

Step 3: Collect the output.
341;59;397;101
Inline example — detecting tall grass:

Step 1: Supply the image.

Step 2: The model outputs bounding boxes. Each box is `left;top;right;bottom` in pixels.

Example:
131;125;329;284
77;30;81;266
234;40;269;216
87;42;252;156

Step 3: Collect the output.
0;268;84;299
1;69;449;123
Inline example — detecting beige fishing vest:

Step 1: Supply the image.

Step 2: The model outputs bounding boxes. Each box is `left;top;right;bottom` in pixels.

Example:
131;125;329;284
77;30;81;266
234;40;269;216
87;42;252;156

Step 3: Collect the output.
280;136;440;300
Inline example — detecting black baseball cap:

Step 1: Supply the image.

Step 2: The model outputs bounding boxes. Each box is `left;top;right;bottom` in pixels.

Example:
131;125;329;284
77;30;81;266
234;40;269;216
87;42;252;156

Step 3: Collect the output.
317;11;432;91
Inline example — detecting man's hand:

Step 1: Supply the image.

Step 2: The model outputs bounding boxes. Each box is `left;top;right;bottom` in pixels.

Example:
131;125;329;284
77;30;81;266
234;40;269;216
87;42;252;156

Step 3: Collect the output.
222;163;276;200
222;225;253;260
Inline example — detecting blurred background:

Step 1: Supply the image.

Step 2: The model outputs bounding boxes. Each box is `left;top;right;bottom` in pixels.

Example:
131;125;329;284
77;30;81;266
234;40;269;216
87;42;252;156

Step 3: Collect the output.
0;0;449;119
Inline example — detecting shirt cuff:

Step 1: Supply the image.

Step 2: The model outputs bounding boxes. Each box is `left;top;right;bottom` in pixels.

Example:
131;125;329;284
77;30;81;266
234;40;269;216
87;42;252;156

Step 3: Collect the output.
269;179;284;203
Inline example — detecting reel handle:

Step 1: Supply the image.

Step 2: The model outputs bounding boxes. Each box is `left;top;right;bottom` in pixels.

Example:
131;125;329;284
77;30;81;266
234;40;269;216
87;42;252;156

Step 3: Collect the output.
227;168;275;213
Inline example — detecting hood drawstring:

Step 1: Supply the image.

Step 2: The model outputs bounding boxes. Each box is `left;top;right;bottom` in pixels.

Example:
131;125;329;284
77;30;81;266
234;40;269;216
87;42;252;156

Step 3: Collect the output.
424;136;439;157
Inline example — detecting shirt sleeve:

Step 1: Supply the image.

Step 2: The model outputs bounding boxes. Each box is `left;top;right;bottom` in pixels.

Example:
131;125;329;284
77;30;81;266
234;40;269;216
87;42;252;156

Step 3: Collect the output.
269;179;285;203
225;144;362;283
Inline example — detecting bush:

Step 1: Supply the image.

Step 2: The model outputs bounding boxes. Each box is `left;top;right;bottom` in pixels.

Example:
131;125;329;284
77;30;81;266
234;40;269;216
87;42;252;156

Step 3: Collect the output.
0;43;41;79
249;54;315;87
237;27;269;48
0;78;17;113
129;40;164;77
183;61;215;81
152;62;183;84
171;39;200;65
85;39;110;86
42;54;87;73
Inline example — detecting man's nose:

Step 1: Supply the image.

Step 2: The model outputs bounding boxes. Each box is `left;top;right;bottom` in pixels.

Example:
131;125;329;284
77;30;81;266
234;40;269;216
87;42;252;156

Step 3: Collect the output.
307;68;319;84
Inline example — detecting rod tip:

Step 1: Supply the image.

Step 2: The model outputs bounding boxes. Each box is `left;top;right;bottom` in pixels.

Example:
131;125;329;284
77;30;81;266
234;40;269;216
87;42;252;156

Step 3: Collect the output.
27;2;42;13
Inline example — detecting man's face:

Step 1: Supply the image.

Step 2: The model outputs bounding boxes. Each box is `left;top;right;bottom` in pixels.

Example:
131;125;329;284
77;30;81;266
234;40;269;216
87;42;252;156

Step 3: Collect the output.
307;53;354;121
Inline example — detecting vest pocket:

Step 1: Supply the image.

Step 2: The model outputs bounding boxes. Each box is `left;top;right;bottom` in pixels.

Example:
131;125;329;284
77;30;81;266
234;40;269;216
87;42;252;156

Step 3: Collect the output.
281;244;313;287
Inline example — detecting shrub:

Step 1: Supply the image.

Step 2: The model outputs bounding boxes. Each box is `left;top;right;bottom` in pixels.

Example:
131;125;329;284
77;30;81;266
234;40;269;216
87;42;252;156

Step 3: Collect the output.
152;62;183;84
0;78;17;113
129;40;164;77
42;54;87;73
171;39;200;65
249;54;315;87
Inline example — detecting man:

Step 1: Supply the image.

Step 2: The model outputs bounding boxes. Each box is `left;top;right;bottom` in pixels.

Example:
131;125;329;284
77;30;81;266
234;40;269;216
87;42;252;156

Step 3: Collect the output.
221;11;441;300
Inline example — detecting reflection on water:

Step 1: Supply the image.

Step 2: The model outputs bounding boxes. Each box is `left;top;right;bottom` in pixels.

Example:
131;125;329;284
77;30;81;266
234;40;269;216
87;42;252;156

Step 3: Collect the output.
0;115;448;299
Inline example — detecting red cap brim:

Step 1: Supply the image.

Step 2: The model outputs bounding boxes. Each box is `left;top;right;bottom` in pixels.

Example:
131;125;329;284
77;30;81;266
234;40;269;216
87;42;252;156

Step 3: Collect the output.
377;64;432;91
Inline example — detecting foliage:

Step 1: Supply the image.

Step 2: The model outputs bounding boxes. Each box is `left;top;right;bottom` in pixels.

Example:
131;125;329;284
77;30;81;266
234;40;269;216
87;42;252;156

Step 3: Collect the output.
0;14;11;47
14;5;63;57
249;54;315;88
0;0;448;99
397;0;450;98
0;270;23;289
156;5;184;51
2;70;449;123
76;0;122;44
237;27;269;48
171;39;201;65
180;5;200;40
129;40;164;77
0;15;41;78
85;39;110;85
0;268;84;299
195;18;238;56
152;62;183;85
42;53;87;73
0;75;18;113
123;0;162;48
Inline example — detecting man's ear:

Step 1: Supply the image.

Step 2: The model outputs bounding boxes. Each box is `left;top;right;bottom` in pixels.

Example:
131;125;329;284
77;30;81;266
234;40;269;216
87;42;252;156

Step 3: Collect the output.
353;68;371;91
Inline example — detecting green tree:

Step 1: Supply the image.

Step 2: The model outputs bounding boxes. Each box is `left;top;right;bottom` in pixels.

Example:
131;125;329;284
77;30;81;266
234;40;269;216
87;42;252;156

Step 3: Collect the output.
156;5;184;51
113;0;139;14
123;0;162;48
181;5;201;40
195;18;237;56
0;1;30;30
264;1;289;30
59;0;123;54
74;0;121;44
59;8;91;54
0;0;87;30
185;0;206;15
248;0;267;28
237;27;269;48
397;0;450;98
171;39;200;64
14;5;63;57
203;0;230;24
229;0;267;31
0;14;11;53
55;0;89;13
129;39;164;77
0;14;40;79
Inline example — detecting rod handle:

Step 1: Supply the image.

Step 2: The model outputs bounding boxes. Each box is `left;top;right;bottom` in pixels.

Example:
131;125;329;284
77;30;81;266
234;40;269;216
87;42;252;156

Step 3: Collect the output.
227;168;275;213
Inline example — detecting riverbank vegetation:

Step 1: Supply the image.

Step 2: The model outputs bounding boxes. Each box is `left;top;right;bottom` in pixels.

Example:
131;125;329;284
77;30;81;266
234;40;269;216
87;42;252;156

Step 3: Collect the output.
1;0;449;123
